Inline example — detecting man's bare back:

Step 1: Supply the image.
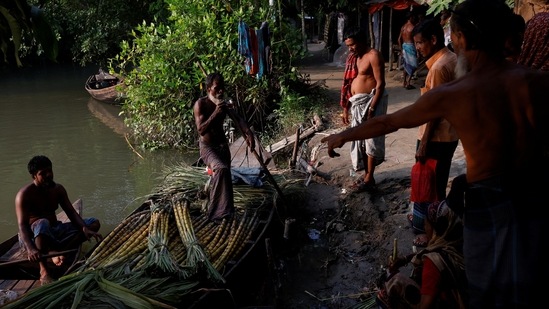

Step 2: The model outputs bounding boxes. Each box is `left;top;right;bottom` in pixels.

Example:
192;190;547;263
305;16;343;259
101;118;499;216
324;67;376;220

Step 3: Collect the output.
400;21;415;44
333;59;548;183
399;14;418;47
423;62;548;182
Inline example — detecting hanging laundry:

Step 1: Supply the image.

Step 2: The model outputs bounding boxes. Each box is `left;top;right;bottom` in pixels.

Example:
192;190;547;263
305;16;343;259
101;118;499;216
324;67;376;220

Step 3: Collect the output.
248;27;259;76
238;21;253;74
238;21;271;78
256;28;265;79
259;22;271;75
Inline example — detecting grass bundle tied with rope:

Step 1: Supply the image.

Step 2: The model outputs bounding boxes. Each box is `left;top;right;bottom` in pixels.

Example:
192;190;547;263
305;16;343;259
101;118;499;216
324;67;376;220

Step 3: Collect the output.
3;163;307;308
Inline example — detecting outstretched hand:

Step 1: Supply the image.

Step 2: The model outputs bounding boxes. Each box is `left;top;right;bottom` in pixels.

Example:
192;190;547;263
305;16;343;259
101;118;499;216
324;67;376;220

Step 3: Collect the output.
320;133;343;158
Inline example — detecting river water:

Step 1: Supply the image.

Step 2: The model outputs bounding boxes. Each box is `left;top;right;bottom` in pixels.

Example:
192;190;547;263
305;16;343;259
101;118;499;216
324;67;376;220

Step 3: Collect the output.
0;65;198;242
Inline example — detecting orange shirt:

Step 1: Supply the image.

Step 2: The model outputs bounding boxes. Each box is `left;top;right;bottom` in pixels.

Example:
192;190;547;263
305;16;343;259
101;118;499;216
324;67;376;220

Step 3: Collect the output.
418;47;459;142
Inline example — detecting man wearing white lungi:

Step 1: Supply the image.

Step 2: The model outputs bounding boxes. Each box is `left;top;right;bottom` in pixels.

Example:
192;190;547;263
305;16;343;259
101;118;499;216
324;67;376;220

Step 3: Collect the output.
349;90;388;176
340;27;388;192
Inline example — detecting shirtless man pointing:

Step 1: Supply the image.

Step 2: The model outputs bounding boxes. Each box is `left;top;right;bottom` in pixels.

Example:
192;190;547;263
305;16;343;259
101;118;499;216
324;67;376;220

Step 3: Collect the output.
323;1;549;307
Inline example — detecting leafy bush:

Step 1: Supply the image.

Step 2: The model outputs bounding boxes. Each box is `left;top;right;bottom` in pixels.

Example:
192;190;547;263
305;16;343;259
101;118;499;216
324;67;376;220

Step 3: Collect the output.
44;0;166;66
111;0;327;150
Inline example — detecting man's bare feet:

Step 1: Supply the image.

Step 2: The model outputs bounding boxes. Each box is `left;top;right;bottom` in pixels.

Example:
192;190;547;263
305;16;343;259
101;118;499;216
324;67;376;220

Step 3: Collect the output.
50;252;65;266
40;275;54;286
39;268;54;286
362;173;376;188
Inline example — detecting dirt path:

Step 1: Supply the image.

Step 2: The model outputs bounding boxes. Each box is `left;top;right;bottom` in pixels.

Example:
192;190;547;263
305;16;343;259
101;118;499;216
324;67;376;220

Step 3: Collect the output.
275;42;466;308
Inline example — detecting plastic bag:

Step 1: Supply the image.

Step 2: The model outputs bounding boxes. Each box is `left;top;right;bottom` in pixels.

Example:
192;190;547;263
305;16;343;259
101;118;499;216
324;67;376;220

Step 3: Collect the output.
410;159;437;232
411;159;437;202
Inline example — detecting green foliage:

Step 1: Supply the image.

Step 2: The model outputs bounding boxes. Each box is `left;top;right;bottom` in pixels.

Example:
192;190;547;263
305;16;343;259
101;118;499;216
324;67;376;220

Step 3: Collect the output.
45;0;167;67
426;0;456;16
113;0;322;150
426;0;514;16
0;0;167;67
0;0;58;67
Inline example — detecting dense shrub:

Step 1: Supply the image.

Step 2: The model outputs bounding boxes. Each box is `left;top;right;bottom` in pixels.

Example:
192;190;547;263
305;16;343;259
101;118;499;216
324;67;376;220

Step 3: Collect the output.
112;0;327;150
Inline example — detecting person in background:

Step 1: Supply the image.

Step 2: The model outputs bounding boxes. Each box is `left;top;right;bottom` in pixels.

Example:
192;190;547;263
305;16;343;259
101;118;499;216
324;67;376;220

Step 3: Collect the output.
408;18;459;248
439;10;453;51
339;27;388;192
398;11;419;89
15;155;102;285
321;0;549;307
517;8;549;70
193;72;255;222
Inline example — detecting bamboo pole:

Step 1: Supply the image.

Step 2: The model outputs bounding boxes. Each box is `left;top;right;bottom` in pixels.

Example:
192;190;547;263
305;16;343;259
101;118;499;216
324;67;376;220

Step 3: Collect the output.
0;249;78;268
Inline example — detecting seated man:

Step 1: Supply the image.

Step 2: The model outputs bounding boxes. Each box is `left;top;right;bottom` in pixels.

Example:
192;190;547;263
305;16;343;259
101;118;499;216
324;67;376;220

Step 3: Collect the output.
15;155;102;285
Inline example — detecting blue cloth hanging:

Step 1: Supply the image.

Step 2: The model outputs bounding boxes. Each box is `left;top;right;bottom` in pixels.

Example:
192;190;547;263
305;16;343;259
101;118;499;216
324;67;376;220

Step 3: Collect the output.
238;21;252;74
255;28;265;79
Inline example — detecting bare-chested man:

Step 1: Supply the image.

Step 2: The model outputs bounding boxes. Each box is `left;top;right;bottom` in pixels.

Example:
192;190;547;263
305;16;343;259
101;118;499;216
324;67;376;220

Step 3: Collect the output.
398;12;419;89
193;72;255;222
15;155;102;285
323;0;549;307
339;27;388;191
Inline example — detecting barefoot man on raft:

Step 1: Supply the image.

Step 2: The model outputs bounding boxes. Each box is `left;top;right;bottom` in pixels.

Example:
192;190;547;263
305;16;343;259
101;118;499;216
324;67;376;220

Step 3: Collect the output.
15;155;102;285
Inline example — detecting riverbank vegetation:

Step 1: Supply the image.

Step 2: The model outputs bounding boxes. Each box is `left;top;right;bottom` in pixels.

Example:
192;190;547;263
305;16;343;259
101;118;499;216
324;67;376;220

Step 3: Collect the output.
3;0;509;153
111;0;329;150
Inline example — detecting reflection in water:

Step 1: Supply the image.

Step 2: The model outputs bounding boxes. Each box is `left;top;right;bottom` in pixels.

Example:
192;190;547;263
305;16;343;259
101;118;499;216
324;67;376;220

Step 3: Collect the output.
0;65;198;241
87;97;129;136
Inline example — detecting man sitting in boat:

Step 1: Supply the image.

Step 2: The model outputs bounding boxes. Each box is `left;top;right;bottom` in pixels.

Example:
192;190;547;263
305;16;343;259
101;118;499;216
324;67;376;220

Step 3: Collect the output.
15;155;102;285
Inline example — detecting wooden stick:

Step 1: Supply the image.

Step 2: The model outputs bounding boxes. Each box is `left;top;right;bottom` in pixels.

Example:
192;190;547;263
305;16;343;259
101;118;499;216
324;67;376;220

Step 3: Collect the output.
0;249;79;268
250;146;286;205
290;126;301;168
124;133;144;159
230;122;287;210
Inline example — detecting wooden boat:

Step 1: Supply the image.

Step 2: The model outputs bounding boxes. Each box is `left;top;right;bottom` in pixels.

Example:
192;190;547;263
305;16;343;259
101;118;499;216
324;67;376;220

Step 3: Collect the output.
186;199;277;308
84;190;277;308
85;70;125;104
0;199;84;298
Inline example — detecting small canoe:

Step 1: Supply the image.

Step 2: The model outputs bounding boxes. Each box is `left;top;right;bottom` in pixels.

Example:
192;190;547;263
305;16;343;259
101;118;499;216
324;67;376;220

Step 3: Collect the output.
85;71;125;104
0;199;84;299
